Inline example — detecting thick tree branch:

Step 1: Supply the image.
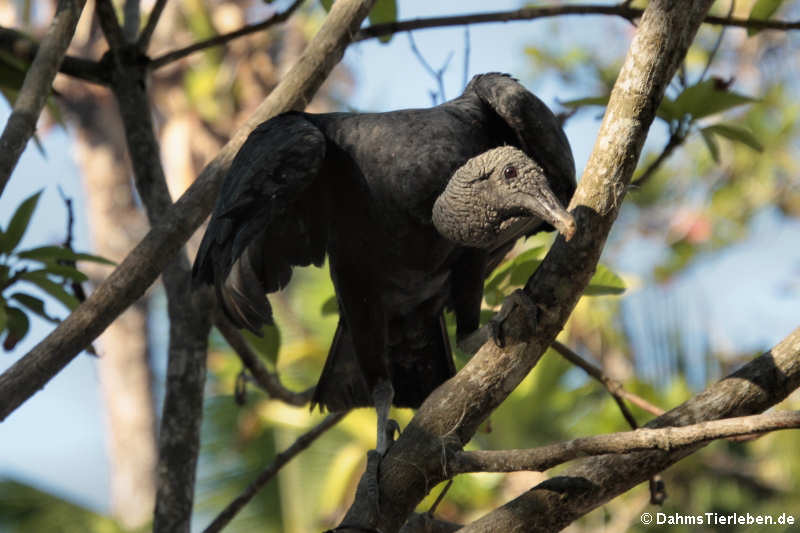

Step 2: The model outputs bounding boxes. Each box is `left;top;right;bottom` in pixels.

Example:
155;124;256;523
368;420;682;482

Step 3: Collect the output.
338;0;715;530
354;4;800;42
0;0;376;421
464;326;800;531
149;0;305;70
451;410;800;475
0;0;86;197
201;412;346;533
214;311;314;406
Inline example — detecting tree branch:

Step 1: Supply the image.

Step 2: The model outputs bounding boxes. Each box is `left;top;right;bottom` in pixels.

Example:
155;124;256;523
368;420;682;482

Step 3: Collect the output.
552;340;664;420
213;311;314;406
148;0;305;70
136;0;168;51
0;27;108;85
0;0;377;421
338;0;716;530
0;0;87;197
201;412;346;533
353;3;800;42
450;410;800;475
463;326;800;531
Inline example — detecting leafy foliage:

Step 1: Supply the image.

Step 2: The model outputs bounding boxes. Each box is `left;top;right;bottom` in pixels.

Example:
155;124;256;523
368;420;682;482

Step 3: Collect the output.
0;191;112;351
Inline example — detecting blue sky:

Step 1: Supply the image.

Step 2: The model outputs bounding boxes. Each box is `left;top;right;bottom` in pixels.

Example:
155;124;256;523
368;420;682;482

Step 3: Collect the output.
0;0;798;518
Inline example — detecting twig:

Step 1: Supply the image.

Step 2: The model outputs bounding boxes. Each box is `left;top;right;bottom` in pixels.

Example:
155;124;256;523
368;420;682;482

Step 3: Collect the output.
0;0;87;197
450;410;800;475
631;131;685;187
462;26;470;90
213;311;314;406
95;0;125;53
201;412;346;533
149;0;305;70
698;0;735;84
407;32;450;104
552;341;664;420
136;0;168;51
123;0;140;42
353;4;800;42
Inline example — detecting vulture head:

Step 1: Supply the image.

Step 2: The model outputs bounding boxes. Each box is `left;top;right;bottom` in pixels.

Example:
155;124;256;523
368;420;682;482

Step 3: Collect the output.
432;146;576;248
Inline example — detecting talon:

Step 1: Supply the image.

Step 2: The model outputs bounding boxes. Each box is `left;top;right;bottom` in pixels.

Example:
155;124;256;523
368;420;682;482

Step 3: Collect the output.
489;317;506;348
384;419;400;450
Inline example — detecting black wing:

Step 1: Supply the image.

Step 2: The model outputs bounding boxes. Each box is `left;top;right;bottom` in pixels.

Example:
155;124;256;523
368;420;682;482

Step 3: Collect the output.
467;73;576;207
193;112;329;331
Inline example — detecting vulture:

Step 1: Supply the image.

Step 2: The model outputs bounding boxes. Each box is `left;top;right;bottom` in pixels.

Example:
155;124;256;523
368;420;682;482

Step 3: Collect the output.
193;73;576;456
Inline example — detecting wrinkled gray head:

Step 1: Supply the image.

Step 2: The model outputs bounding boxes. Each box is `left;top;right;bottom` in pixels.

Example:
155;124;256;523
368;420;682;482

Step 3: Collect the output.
432;146;576;248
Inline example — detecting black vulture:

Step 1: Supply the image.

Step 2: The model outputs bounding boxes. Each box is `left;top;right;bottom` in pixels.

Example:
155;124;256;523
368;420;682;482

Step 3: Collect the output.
192;73;576;456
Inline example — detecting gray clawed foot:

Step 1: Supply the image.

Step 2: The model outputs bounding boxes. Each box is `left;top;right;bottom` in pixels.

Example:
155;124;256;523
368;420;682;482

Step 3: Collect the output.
489;289;538;348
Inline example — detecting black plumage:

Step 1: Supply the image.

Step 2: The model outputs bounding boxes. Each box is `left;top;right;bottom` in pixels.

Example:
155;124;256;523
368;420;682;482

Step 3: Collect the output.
193;73;576;443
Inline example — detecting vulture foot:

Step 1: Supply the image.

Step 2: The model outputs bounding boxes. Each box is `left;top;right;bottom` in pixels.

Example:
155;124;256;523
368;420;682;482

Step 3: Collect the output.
489;289;538;348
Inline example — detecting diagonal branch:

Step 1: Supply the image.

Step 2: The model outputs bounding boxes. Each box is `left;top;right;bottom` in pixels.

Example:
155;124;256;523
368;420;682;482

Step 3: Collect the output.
0;0;87;197
201;412;346;533
353;3;800;42
463;326;800;531
450;410;800;475
149;0;305;70
137;0;168;51
214;311;314;406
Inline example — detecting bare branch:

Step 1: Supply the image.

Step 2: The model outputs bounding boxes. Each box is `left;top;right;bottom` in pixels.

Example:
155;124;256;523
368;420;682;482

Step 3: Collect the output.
552;341;664;420
632;131;685;187
95;0;125;53
123;0;140;42
354;4;800;42
214;311;314;406
201;412;346;533
451;411;800;475
137;0;168;51
0;0;87;197
149;0;305;70
462;326;800;531
0;27;108;85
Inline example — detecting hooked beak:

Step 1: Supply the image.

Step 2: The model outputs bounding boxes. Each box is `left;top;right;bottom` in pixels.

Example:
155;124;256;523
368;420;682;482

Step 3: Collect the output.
515;189;576;241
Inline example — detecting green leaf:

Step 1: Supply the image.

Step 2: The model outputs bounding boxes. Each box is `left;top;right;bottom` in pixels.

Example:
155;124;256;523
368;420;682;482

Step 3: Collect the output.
702;123;764;152
241;323;281;365
0;304;7;333
2;305;29;351
656;96;680;122
584;264;626;296
484;246;544;294
561;95;609;108
368;0;397;43
672;79;757;120
508;259;542;286
1;190;42;254
748;0;784;36
700;128;720;163
321;295;339;316
320;0;333;12
19;271;80;310
16;245;116;265
10;292;57;323
39;265;88;282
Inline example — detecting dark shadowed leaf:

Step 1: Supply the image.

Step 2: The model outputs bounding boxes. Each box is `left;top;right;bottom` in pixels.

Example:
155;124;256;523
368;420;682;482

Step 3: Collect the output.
700;128;721;163
703;123;764;152
320;0;333;12
10;292;58;323
561;95;609;109
673;79;757;120
584;264;626;296
369;0;397;43
39;265;88;282
242;323;282;365
17;245;116;265
1;190;42;254
2;305;29;351
321;294;339;316
19;271;80;310
748;0;784;36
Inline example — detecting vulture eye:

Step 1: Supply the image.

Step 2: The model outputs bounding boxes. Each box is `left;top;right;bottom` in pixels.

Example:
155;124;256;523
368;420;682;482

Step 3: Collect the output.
503;165;518;180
